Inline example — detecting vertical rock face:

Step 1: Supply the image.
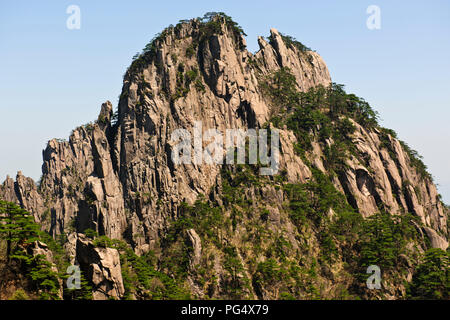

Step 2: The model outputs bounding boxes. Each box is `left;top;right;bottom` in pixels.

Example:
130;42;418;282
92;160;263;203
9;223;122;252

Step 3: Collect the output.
332;120;448;236
34;101;127;241
256;28;331;92
0;14;448;299
186;229;202;268
75;234;124;300
27;241;55;264
0;19;335;253
0;173;45;225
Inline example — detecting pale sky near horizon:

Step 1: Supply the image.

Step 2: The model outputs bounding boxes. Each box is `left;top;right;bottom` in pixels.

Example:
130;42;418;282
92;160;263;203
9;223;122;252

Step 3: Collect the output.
1;1;449;202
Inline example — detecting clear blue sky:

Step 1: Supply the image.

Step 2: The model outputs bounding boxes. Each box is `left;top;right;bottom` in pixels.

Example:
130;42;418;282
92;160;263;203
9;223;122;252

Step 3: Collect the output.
1;1;449;202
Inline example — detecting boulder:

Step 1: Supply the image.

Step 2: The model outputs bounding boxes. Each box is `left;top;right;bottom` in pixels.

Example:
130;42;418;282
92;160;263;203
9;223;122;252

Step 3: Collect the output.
75;234;124;300
186;229;202;268
423;227;449;250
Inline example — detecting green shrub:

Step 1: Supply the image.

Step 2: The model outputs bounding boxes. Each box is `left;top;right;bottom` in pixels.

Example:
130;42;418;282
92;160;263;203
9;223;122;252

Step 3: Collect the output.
83;228;98;239
120;246;190;300
185;45;195;58
399;140;432;181
194;78;205;93
63;270;93;300
358;212;420;272
93;235;115;248
198;12;247;48
254;258;284;285
9;289;30;300
407;248;449;299
28;254;61;300
269;32;312;53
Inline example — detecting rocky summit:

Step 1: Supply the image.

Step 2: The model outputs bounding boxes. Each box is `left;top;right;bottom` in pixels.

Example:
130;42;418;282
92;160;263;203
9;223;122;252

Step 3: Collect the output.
0;13;448;300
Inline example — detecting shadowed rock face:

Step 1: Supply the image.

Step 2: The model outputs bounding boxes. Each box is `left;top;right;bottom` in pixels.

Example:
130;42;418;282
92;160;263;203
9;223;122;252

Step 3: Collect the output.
1;21;333;249
75;234;124;300
0;15;448;299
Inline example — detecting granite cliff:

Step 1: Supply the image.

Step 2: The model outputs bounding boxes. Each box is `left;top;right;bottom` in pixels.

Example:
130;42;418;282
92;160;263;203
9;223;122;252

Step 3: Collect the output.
1;13;448;300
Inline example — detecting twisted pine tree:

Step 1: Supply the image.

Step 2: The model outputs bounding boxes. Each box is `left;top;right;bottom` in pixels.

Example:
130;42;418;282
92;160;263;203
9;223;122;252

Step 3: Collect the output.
0;200;39;262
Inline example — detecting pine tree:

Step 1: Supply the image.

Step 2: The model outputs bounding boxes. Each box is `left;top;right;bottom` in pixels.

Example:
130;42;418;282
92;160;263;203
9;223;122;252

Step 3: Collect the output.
63;270;93;300
28;254;61;300
408;248;450;299
0;200;39;261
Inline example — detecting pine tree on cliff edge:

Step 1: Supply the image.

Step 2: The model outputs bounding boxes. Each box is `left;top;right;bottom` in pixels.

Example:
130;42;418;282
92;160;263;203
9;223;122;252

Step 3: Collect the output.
0;200;39;262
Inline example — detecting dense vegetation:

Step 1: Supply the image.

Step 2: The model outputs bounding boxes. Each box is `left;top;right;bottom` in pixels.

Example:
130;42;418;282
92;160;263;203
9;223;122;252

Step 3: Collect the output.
141;159;446;299
260;67;433;183
0;200;190;300
0;201;62;299
407;248;449;299
89;236;190;300
2;167;447;301
244;66;446;298
125;12;246;79
1;13;447;301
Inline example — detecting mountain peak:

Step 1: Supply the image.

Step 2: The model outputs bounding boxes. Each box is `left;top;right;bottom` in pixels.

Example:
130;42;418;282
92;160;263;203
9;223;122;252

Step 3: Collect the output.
0;13;448;301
